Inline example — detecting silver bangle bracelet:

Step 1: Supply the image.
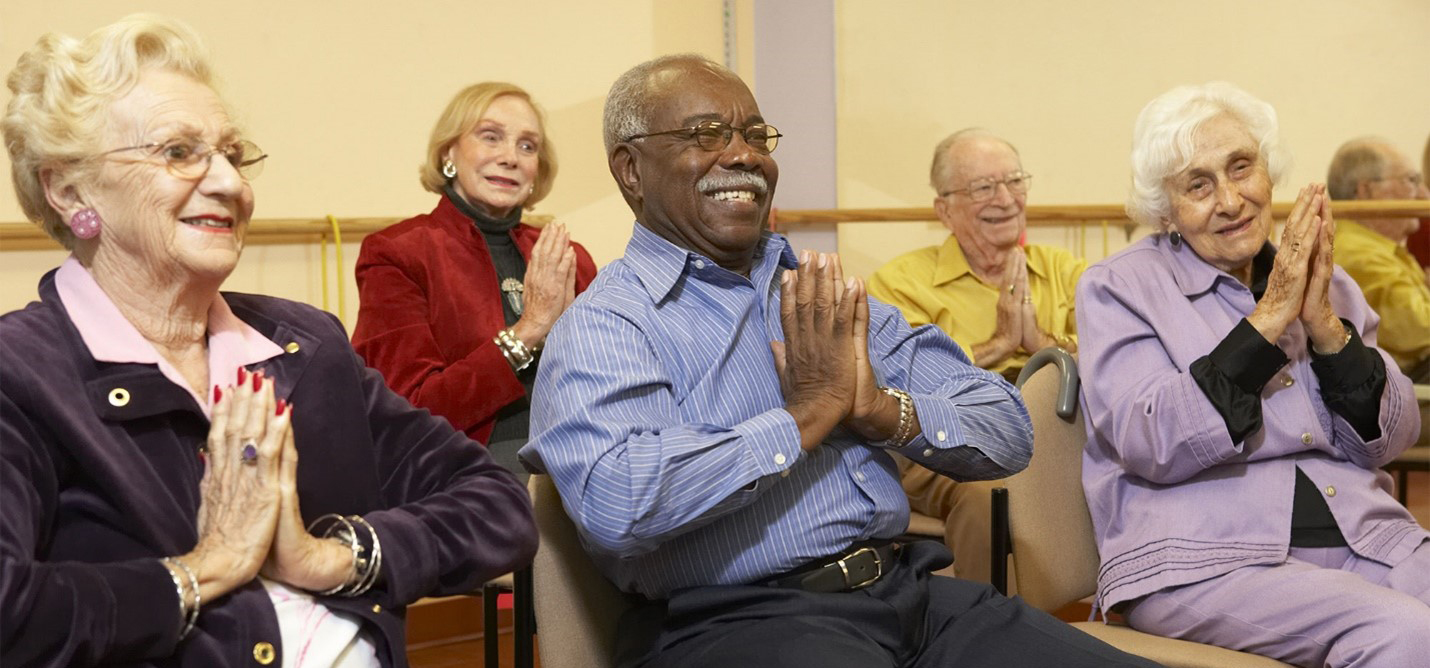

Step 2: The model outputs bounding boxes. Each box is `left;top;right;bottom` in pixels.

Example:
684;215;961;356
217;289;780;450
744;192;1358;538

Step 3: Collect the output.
345;515;383;597
307;513;382;597
161;557;200;639
493;327;534;372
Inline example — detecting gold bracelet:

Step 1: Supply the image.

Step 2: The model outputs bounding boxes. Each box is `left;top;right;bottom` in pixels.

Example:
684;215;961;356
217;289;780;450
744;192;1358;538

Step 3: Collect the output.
876;387;915;448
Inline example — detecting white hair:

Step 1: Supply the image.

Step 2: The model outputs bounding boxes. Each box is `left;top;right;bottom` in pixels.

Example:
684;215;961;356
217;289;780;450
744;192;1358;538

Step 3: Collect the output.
929;128;1020;192
3;14;216;248
1126;82;1290;227
603;53;725;155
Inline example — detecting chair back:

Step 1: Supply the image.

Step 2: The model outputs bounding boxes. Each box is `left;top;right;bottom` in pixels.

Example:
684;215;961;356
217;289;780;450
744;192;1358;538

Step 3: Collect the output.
529;474;634;668
1005;353;1102;612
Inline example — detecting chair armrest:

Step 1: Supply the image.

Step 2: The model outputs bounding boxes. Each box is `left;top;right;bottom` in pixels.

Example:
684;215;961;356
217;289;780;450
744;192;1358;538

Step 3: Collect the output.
1015;347;1079;419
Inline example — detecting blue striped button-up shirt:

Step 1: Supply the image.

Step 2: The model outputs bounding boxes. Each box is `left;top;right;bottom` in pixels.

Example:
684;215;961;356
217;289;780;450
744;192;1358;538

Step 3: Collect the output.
521;224;1032;598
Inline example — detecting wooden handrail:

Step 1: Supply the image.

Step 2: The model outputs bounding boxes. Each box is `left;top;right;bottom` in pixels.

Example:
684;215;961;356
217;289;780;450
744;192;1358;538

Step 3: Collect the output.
772;199;1430;227
0;213;556;251
2;202;1425;251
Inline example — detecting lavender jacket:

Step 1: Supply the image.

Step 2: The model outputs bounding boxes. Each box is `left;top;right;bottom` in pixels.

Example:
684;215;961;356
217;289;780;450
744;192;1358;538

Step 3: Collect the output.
0;271;537;668
1076;235;1424;612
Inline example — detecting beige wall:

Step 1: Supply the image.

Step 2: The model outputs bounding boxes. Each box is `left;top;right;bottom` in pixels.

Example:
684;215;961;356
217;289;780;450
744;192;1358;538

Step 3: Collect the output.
0;0;733;320
834;0;1430;280
4;1;1429;317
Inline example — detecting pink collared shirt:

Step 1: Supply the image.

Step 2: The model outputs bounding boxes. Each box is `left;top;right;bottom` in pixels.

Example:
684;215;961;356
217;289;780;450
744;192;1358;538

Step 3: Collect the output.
55;256;283;417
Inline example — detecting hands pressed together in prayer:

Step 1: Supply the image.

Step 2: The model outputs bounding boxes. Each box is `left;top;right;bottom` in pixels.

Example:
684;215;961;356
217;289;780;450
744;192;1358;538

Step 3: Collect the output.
771;251;907;452
171;369;355;604
511;222;578;350
1248;184;1349;354
974;248;1062;368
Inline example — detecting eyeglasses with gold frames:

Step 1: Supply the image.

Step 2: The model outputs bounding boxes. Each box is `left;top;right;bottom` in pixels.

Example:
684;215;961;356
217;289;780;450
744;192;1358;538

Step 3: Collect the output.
940;172;1032;203
99;137;268;180
626;120;781;154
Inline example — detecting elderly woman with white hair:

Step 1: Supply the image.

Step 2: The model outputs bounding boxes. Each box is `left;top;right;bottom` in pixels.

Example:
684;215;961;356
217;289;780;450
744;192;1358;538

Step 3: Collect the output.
1076;82;1427;667
1;15;535;667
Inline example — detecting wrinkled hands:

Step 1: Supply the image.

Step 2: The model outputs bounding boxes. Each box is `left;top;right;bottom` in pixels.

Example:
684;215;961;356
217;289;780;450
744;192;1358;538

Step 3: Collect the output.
184;370;352;602
1249;184;1347;353
771;251;901;451
512;222;578;350
976;248;1049;367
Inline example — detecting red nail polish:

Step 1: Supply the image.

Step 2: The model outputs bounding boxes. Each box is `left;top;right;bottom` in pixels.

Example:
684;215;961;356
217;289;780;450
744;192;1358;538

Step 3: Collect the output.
237;367;247;384
213;386;222;403
276;399;286;416
252;371;263;391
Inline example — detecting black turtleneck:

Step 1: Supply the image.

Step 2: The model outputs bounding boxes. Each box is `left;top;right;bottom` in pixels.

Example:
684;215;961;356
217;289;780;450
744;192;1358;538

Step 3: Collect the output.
444;185;535;453
445;184;527;327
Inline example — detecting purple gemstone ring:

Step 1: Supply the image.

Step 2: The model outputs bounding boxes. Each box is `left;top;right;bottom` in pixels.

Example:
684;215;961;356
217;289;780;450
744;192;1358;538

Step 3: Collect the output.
241;440;259;465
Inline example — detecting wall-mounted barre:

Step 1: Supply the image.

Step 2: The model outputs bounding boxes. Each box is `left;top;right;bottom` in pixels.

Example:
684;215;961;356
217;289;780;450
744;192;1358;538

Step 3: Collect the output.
1;201;1425;251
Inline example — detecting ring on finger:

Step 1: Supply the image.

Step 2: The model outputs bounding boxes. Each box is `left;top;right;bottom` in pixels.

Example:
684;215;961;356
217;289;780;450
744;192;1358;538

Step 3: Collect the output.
240;439;259;465
1007;284;1015;294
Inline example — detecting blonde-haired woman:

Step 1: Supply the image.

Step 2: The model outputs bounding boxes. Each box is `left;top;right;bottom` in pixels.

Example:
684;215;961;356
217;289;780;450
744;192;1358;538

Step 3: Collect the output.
353;83;596;472
1;15;535;667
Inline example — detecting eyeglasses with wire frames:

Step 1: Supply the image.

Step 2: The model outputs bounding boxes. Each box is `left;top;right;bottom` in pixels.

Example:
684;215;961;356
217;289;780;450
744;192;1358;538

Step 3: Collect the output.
625;120;781;154
98;137;268;180
940;172;1032;203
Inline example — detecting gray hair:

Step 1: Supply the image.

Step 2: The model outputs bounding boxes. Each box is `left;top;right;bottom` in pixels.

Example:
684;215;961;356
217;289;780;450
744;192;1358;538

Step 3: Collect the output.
3;14;216;249
1327;137;1392;200
1126;82;1290;227
929;128;1020;192
603;53;726;155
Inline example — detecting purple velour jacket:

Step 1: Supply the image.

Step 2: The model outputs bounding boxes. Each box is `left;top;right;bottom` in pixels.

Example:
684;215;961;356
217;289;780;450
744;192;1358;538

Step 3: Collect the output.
0;270;537;668
1076;234;1424;613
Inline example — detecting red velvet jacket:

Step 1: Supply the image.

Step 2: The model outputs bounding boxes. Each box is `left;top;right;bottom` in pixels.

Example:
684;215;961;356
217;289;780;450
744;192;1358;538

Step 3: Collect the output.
352;197;597;444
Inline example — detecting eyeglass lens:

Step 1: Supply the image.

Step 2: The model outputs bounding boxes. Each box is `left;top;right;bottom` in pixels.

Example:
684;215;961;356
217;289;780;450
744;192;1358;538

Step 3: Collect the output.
693;123;779;153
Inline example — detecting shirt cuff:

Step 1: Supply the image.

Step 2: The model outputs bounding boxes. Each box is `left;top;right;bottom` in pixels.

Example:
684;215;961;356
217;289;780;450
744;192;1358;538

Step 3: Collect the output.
1208;318;1288;394
740;408;803;477
1309;319;1375;392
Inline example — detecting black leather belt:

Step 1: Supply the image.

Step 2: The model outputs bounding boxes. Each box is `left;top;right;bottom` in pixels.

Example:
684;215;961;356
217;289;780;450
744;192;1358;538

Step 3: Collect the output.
762;542;898;593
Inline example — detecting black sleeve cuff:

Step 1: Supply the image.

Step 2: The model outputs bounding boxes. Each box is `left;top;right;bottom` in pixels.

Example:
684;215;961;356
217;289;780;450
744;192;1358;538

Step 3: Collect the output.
1208;319;1289;394
1310;319;1385;441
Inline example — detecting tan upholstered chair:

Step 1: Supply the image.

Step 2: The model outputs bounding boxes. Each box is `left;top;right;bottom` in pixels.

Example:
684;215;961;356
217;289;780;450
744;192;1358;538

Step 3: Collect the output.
528;474;637;668
1386;384;1430;505
991;348;1292;668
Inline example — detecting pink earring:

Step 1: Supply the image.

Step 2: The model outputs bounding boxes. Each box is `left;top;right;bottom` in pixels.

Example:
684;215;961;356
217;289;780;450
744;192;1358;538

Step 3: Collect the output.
69;208;103;239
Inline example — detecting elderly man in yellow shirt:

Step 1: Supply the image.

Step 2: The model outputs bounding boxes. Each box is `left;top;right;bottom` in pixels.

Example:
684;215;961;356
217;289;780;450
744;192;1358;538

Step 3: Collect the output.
869;129;1084;583
1327;137;1430;382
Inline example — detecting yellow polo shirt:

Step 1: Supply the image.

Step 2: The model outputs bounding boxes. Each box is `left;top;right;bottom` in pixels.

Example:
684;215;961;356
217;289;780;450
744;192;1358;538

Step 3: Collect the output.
868;235;1086;379
1334;219;1430;373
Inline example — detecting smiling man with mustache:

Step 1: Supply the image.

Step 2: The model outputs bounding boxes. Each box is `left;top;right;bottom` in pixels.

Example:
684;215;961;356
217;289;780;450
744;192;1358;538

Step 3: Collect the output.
519;55;1156;668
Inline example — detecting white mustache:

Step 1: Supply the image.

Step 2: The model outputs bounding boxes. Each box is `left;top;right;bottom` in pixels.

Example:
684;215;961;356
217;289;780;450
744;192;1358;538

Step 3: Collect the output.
698;172;768;195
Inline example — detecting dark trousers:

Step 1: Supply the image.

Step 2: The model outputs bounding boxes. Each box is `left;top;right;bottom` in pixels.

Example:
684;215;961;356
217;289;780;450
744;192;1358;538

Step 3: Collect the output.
613;541;1161;668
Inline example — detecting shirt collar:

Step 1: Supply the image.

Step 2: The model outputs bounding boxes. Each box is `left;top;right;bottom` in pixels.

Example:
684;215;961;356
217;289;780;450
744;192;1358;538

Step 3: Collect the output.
1339;219;1399;252
624;222;797;303
55;256;284;416
933;236;1048;286
1158;233;1277;297
933;235;973;286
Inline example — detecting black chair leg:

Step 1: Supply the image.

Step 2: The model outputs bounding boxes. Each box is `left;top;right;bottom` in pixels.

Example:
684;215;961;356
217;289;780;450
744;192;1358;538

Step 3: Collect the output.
990;487;1010;596
483;582;499;668
514;566;535;668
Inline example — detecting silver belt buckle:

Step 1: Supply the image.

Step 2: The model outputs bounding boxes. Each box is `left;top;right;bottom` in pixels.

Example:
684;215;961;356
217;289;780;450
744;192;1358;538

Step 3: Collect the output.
837;546;883;590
